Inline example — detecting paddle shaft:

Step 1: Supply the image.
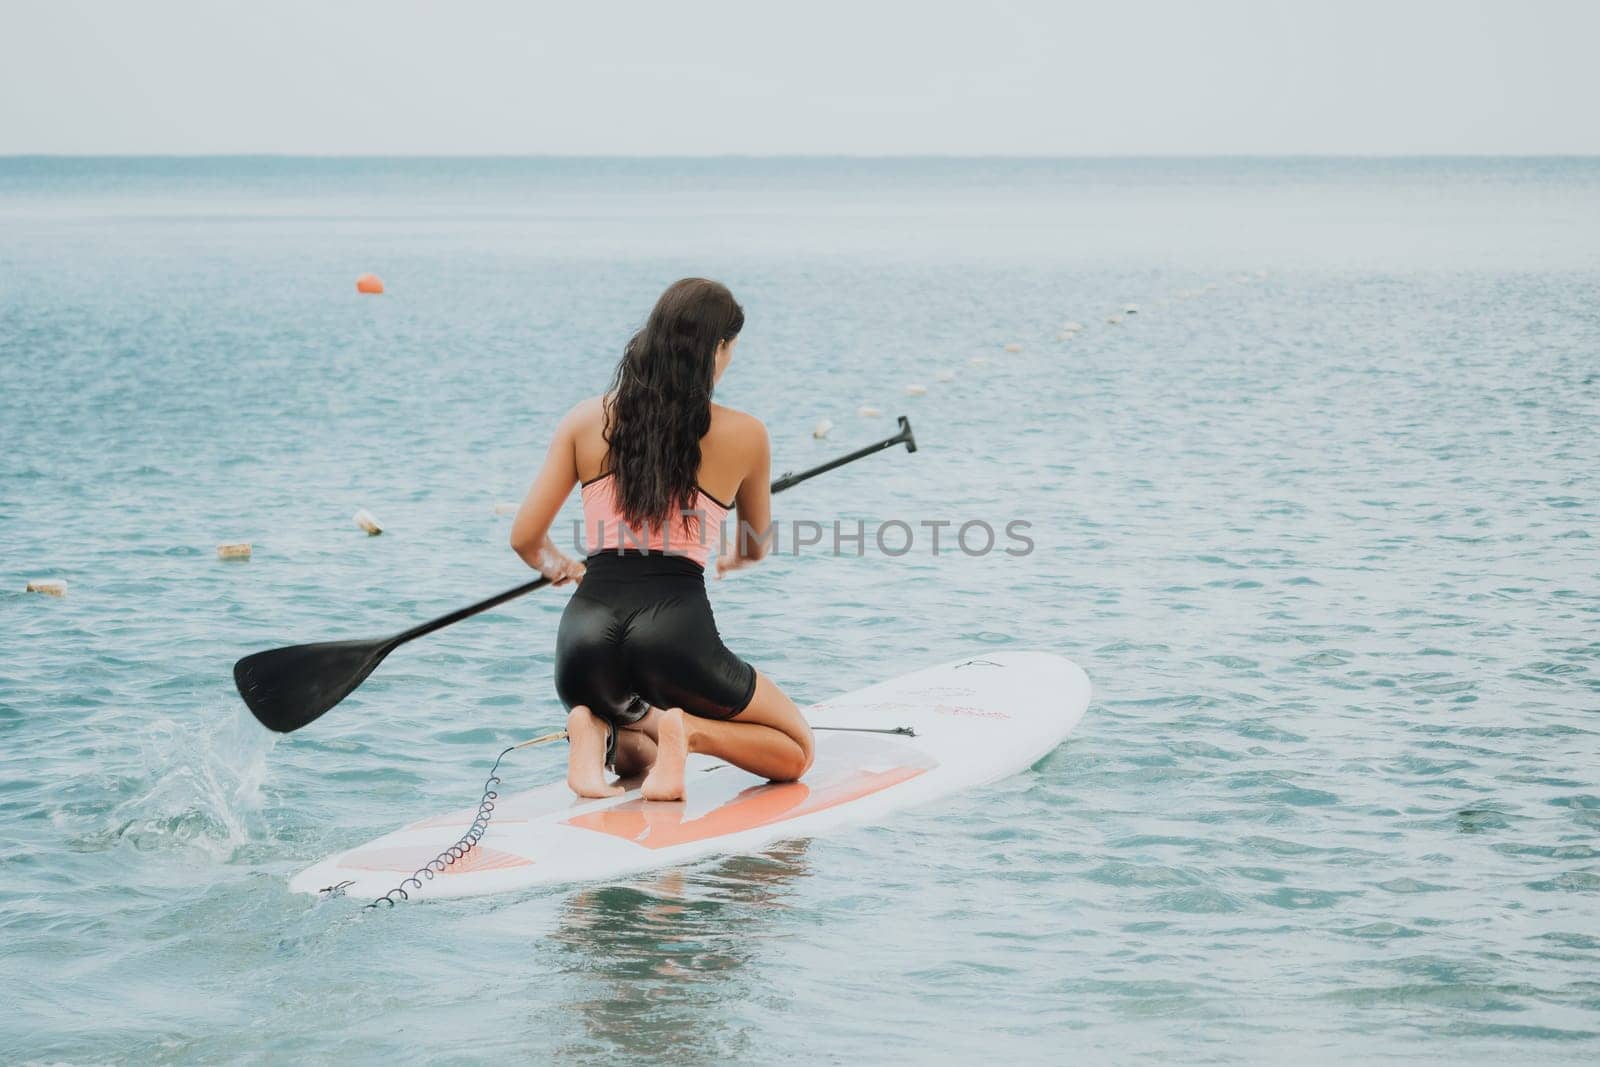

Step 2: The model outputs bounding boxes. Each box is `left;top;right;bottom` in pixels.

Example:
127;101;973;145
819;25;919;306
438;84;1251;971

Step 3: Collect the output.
395;575;553;646
391;418;917;649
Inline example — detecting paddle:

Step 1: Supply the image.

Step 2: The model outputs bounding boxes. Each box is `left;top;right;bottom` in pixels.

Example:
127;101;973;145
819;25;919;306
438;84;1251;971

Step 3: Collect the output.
235;416;918;733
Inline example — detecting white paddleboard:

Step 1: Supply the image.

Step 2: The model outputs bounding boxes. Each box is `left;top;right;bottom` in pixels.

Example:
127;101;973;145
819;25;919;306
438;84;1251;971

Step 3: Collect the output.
291;650;1090;901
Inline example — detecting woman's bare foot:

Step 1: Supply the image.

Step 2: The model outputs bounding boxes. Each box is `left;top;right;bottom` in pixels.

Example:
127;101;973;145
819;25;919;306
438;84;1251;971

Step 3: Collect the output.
640;707;690;801
566;707;623;798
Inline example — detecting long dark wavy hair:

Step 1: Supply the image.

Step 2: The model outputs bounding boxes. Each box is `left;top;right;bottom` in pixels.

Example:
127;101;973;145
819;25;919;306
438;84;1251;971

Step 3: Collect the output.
603;278;744;528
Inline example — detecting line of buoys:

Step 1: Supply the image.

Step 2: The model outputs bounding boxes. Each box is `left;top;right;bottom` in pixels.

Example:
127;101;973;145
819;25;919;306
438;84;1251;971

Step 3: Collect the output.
25;579;67;597
354;509;384;536
356;273;384;295
217;542;252;561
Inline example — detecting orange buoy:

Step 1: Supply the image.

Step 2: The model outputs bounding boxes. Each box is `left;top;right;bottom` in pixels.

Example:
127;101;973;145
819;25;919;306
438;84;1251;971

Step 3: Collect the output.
356;273;384;295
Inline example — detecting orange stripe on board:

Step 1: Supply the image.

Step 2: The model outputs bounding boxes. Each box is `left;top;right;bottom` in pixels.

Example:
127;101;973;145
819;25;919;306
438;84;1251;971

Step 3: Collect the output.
566;765;928;850
341;844;533;875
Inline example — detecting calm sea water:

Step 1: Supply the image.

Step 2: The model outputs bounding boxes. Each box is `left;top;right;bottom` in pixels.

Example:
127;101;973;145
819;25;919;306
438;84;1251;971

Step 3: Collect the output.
2;158;1598;1064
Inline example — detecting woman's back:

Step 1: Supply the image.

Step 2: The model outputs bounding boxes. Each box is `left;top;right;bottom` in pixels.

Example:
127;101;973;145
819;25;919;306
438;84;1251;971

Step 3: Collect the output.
569;395;754;509
509;276;809;805
568;396;769;568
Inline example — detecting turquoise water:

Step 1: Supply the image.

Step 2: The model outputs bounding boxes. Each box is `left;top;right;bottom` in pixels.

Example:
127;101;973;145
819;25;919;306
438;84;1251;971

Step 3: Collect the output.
3;158;1598;1063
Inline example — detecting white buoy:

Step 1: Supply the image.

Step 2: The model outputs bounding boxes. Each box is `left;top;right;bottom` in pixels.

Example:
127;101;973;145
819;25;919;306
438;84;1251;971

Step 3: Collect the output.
1055;332;1073;341
1203;282;1218;292
1003;343;1023;353
813;418;834;439
1257;270;1269;279
856;405;881;418
969;356;991;367
905;384;927;397
1123;303;1139;315
1105;315;1123;326
354;509;384;536
934;369;956;382
1060;321;1083;333
216;542;252;561
493;501;517;516
25;578;67;597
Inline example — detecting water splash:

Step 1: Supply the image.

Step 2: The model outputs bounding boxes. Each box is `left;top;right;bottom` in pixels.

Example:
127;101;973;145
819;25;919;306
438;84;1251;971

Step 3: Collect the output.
107;708;277;859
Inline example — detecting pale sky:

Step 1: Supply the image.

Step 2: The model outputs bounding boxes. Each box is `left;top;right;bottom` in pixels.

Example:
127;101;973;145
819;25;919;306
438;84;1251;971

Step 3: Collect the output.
1;0;1596;155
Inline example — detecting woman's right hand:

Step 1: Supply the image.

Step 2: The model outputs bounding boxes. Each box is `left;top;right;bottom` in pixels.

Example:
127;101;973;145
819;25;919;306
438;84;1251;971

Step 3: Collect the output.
536;537;586;586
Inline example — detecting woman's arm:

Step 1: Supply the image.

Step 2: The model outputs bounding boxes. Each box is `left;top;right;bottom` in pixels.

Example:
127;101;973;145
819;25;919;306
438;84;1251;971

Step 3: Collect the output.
718;416;772;578
510;407;587;585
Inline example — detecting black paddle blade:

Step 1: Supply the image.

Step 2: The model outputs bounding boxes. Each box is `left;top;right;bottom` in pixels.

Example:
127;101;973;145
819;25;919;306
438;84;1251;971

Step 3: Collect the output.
233;637;395;733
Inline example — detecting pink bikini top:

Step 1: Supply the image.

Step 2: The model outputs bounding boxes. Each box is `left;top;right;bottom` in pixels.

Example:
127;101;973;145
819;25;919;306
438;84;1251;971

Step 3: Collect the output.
579;472;731;568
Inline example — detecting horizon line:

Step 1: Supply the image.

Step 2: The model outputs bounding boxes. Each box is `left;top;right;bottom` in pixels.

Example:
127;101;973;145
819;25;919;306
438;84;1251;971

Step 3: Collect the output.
3;152;1598;161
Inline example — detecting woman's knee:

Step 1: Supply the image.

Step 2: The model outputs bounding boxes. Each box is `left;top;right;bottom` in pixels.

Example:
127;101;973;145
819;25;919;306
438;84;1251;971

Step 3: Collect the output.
793;724;815;775
779;740;813;782
766;714;814;781
770;689;813;775
728;671;815;779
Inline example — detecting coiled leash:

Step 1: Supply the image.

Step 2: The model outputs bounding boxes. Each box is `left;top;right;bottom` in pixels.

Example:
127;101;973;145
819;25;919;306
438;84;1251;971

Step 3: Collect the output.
343;728;569;909
332;722;915;909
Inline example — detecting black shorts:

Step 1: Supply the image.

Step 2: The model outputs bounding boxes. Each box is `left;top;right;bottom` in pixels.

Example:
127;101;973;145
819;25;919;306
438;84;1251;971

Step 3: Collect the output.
555;551;758;727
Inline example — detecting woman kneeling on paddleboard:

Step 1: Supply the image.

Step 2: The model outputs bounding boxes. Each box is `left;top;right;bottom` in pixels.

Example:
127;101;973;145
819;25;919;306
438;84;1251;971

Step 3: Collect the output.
510;278;814;801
